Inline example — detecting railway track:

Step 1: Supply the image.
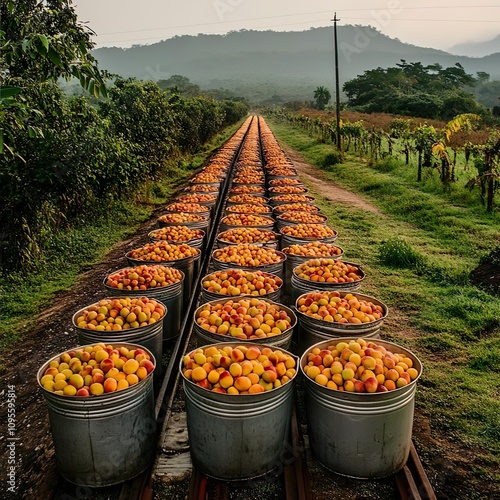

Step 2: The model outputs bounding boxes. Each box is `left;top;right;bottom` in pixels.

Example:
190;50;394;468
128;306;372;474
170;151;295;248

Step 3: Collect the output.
52;115;436;500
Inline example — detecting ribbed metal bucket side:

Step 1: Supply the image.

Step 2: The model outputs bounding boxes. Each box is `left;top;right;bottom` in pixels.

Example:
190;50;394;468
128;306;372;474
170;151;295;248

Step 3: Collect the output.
283;251;344;294
103;280;183;343
124;254;198;314
212;258;286;280
290;261;365;303
300;338;422;479
280;233;338;251
181;342;297;480
276;214;328;231
294;290;388;335
200;287;281;305
219;222;276;233
267;187;308;198
37;343;156;487
296;315;380;355
269;196;316;206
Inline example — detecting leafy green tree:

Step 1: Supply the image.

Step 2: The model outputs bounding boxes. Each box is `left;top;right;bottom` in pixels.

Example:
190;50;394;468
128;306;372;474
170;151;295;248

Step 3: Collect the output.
0;0;107;155
157;75;201;97
99;78;177;178
343;60;485;119
313;86;331;110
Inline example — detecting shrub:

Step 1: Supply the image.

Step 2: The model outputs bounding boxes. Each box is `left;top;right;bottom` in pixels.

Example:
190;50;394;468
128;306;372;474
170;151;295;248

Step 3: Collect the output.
378;237;424;268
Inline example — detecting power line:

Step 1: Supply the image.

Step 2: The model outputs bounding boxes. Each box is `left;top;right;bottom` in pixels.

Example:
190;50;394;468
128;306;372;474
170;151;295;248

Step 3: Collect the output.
94;6;500;37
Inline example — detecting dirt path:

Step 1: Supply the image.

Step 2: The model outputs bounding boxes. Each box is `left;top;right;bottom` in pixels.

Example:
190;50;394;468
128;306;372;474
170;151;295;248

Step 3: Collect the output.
0;138;490;499
281;145;381;214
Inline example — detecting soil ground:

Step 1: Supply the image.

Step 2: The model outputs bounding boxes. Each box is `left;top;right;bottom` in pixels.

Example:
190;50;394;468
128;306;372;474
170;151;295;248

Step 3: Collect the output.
0;143;497;500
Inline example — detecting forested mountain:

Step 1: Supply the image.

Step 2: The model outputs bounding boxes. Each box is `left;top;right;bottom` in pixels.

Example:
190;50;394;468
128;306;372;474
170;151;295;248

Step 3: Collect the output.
91;26;500;103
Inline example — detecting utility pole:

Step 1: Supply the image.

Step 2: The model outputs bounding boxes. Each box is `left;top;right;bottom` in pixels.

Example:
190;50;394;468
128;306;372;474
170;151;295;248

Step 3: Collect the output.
332;12;342;151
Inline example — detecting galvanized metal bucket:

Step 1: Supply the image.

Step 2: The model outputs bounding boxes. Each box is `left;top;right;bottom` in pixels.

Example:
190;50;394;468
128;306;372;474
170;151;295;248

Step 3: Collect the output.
199;269;283;304
181;342;298;480
224;205;273;216
211;248;287;280
215;231;281;250
148;229;205;251
157;220;210;243
102;275;184;343
273;205;321;219
226;195;270;207
267;187;309;198
279;230;338;251
290;260;365;303
282;248;344;295
269;195;316;207
192;296;296;349
219;218;275;233
37;342;156;487
72;303;164;374
294;291;388;354
275;212;328;231
125;252;199;314
300;338;422;478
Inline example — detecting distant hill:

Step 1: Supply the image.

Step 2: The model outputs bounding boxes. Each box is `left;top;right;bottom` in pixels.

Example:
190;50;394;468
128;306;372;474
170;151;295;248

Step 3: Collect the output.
449;35;500;57
91;27;500;103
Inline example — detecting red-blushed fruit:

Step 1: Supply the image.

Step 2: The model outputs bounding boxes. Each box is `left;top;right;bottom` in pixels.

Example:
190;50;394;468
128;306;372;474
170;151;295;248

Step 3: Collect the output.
196;379;210;390
140;359;155;374
262;365;278;383
353;380;366;393
100;358;115;373
376;384;389;392
364;377;378;393
76;388;90;397
219;370;234;389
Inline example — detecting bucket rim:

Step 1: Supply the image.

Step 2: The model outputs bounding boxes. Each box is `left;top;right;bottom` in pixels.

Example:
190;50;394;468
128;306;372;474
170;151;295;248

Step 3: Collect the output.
299;336;423;396
200;268;284;297
276;212;328;224
37;341;156;399
147;228;206;246
193;295;297;343
292;259;365;282
211;246;287;268
71;296;166;331
180;341;299;397
282;244;344;259
294;290;388;330
125;246;200;267
102;265;185;293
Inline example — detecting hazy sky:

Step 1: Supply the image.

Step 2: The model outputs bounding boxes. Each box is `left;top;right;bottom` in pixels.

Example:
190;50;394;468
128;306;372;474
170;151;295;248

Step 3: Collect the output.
74;0;500;51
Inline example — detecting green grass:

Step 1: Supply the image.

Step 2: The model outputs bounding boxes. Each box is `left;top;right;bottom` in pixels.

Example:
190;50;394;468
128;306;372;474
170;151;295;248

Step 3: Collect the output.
266;117;500;486
0;121;244;351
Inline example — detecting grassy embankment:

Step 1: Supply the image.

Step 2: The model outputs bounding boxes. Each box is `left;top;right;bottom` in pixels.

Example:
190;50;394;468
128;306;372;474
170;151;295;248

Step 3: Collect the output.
267;117;500;491
0;121;244;351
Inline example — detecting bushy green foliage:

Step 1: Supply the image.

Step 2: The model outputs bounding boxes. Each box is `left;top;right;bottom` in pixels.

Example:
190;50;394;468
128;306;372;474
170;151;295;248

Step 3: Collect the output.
321;151;342;170
378;237;424;268
0;1;248;272
343;60;487;120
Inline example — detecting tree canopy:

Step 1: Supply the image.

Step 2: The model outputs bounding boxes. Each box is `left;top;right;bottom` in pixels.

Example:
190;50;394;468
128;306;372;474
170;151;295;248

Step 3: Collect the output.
313;86;331;110
343;60;487;120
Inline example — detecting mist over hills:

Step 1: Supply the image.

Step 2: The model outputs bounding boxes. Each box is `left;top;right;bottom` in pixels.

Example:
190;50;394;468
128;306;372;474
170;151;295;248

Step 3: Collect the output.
449;35;500;57
91;26;500;103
